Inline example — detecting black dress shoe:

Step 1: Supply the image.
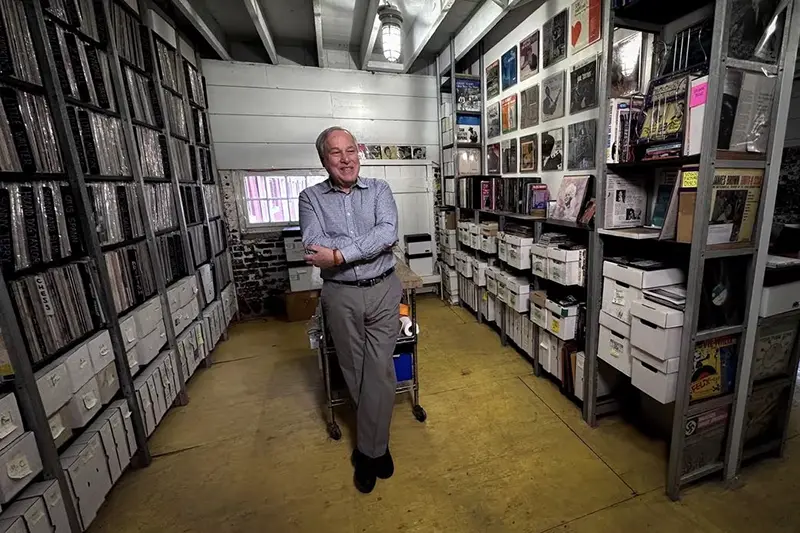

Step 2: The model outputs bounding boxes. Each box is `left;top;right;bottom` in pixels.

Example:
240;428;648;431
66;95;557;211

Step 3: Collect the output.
374;449;394;479
350;449;377;493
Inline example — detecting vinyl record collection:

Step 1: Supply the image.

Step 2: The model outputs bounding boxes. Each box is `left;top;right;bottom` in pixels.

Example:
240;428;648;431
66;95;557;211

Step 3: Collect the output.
67;107;129;175
124;66;160;126
0;0;42;85
212;251;231;295
104;240;155;313
155;39;179;91
11;260;104;362
46;0;104;43
144;182;176;232
134;125;166;178
187;224;207;267
192;107;208;145
0;182;82;271
164;91;187;137
86;182;145;246
156;231;187;284
208;217;226;255
192;146;212;183
108;0;148;71
1;88;63;173
170;137;191;181
184;62;205;107
180;184;203;224
203;183;221;218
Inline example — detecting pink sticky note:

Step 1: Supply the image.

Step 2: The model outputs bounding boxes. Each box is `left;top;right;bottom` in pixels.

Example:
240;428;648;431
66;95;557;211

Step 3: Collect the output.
690;83;708;108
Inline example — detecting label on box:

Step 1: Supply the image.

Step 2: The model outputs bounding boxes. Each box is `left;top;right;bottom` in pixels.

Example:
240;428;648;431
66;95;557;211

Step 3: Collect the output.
49;418;65;439
29;507;45;525
681;171;699;188
0;412;17;438
7;454;31;479
49;373;61;387
550;319;560;334
83;392;98;410
689;82;708;107
533;260;544;273
609;338;624;358
612;289;625;306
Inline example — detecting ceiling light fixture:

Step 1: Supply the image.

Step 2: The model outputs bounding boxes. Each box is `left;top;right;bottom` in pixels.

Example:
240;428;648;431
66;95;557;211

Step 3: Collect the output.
378;4;403;63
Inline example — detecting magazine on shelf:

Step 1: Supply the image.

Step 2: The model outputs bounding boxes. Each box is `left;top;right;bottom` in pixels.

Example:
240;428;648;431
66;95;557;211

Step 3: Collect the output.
604;174;646;229
707;168;764;245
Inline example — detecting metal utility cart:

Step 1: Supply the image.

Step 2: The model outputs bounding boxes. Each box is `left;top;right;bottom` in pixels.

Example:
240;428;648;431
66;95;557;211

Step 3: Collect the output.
317;257;427;440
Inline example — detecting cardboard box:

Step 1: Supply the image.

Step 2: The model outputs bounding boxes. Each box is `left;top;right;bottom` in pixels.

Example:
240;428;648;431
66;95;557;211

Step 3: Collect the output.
574;352;613;401
133;377;155;436
546;298;578;341
137;321;167;366
760;280;800;318
2;484;52;533
631;347;680;404
486;267;499;295
60;434;111;529
0;393;24;452
48;409;72;449
109;400;136;458
506;244;532;270
19;480;70;533
64;344;94;395
118;314;138;353
74;418;121;484
598;311;632;376
531;244;549;278
498;241;508;262
630;299;683;361
530;302;548;329
677;190;696;243
285;290;320;322
601;276;643;324
62;378;101;430
96;362;119;405
0;433;42;503
34;361;72;418
472;259;488;286
603;260;684;289
480;235;498;254
0;518;25;533
288;265;323;292
547;248;586;286
133;297;163;338
96;407;131;472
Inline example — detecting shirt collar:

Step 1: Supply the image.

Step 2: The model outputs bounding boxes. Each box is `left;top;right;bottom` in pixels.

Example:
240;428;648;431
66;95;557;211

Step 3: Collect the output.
324;177;367;193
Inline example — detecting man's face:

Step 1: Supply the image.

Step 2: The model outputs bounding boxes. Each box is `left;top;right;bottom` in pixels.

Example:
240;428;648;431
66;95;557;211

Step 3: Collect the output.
323;130;360;186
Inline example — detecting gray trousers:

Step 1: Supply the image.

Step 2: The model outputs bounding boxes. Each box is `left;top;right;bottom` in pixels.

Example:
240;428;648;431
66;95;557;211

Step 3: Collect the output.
322;273;402;458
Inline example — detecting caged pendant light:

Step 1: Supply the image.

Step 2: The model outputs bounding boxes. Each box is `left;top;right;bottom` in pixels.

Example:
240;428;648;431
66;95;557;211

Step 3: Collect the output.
378;4;403;63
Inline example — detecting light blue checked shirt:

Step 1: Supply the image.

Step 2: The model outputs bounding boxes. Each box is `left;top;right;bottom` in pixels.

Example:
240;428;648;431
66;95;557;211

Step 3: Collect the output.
299;177;398;282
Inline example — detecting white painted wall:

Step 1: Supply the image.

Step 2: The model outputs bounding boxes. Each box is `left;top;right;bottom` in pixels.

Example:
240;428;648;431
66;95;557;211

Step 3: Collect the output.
483;0;604;193
202;60;439;248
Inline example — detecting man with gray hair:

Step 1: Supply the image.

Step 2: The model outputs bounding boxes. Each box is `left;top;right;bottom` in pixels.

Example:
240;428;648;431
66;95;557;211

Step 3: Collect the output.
299;126;402;493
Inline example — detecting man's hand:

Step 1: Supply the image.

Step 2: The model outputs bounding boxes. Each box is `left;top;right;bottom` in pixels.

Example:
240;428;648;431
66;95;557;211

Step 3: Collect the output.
305;245;343;269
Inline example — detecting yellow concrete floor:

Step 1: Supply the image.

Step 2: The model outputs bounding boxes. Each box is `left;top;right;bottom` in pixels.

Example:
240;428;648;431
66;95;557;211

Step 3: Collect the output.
90;297;800;533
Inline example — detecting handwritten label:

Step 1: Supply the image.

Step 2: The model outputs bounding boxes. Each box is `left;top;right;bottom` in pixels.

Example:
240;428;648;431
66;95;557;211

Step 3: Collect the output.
49;418;65;439
689;82;708;107
612;288;626;306
83;392;98;410
7;455;31;479
550;319;560;334
681;170;699;188
0;412;17;439
609;338;624;358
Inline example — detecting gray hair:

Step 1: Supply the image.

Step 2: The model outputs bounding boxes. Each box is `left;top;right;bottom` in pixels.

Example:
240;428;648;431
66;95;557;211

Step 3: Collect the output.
315;127;358;162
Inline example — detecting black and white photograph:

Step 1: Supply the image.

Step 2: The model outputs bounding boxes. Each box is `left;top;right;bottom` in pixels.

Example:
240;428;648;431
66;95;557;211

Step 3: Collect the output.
486;60;500;99
398;146;412;160
568;119;597;170
520;84;539;130
519;30;540;81
488;102;501;138
501;46;518;91
412;146;427;159
520;134;538;172
570;55;599;114
368;145;383;159
541;127;564;171
382;145;398;160
455;78;482;112
543;9;568;69
611;32;642;98
502;138;518;174
541;71;565;122
488;143;501;174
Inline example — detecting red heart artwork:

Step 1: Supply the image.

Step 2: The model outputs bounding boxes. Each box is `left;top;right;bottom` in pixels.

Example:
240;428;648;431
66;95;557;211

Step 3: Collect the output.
572;21;582;46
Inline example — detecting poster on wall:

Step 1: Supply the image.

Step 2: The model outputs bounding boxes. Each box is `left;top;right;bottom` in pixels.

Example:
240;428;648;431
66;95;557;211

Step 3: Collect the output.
570;55;599;114
457;115;481;144
520;134;538;172
569;0;601;54
502;138;518;174
541;127;564;171
412;146;427;159
486;60;500;99
488;102;501;138
543;9;568;68
501;94;518;134
541;71;565;122
487;143;501;174
501;46;518;90
611;32;642;97
520;85;540;129
455;78;482;112
519;30;540;81
567;119;597;170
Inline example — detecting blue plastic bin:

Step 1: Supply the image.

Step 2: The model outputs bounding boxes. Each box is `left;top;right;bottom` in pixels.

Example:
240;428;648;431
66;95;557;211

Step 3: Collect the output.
394;353;413;382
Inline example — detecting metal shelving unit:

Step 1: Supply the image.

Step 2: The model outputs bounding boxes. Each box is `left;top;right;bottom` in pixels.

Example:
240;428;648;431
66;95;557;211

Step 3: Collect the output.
583;0;800;500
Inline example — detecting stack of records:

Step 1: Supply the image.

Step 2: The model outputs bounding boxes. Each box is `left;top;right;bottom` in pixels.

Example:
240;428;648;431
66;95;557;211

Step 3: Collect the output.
213;251;232;291
155;39;179;91
170;137;191;182
183;62;205;107
164;91;187;137
187;224;208;267
0;0;42;84
86;182;144;246
105;240;155;313
208;218;226;255
67;106;129;175
203;184;221;218
190;146;212;183
134;126;167;178
0;182;82;272
11;259;104;363
192;108;209;145
180;184;203;224
48;0;105;43
144;182;176;232
1;88;63;173
108;0;148;71
124;66;160;127
157;231;186;284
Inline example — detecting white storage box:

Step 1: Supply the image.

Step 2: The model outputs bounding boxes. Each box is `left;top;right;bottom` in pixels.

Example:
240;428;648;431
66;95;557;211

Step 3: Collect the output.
597;311;632;376
603;260;684;289
74;418;120;484
504;234;534;247
64;344;94;394
442;268;457;293
0;433;42;504
503;275;531;313
19;481;70;533
630;299;683;361
472;259;488;286
760;280;800;318
530;301;548;328
486;294;497;323
631;347;680;404
88;330;115;371
407;255;434;277
538;330;563;380
34;361;71;418
133;297;163;338
498;241;508;262
546;299;579;341
506;243;532;270
60;434;111;529
198;264;215;304
282;228;305;262
109;400;136;459
486;267;500;295
575;352;612;401
133;377;155;436
127;348;139;378
62;378;101;429
96;407;131;472
470;232;480;250
0;394;24;452
138;321;167;366
480;235;497;254
118;314;138;354
547;247;586;286
96;362;119;405
146;371;167;426
442;248;455;267
288;265;323;292
439;230;456;249
1;497;51;533
601;276;643;324
48;409;72;450
531;244;549;278
0;518;25;533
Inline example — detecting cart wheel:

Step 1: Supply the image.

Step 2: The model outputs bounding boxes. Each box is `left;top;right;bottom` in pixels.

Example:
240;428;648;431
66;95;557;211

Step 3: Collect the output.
327;422;342;440
412;405;427;422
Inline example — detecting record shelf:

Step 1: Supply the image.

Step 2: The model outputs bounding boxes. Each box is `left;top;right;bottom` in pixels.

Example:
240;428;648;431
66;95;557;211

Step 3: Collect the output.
582;0;800;500
0;0;234;530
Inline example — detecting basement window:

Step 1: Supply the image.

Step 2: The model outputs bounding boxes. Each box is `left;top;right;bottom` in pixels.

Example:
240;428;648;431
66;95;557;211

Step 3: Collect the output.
237;171;328;230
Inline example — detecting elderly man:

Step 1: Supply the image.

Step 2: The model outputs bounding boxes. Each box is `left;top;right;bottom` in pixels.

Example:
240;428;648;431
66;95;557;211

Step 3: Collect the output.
299;127;402;493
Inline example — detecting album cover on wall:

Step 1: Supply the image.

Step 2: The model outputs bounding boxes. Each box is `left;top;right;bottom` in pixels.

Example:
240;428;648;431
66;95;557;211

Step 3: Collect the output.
570;55;599;114
457;115;481;144
368;145;383;159
552;175;590;222
455;78;482;112
568;119;597;170
501;46;518;90
543;9;568;68
358;144;369;159
570;0;601;54
542;71;565;122
520;134;538;172
487;143;501;174
382;145;398;160
488;102;501;138
502;138;518;174
541;127;564;171
501;94;518;134
398;146;412;160
519;30;540;81
412;146;427;159
520;85;540;129
611;32;642;98
486;60;500;100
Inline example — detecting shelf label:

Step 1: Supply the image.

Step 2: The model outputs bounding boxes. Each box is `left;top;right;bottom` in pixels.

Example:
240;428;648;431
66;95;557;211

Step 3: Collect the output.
681;171;699;188
550;319;560;334
690;82;708;108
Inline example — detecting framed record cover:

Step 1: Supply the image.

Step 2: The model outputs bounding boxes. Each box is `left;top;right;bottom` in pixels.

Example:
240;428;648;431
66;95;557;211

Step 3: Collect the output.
541;71;565;122
519;30;540;81
543;9;568;68
569;0;601;54
502;138;517;174
486;60;500;100
520;84;539;129
568;119;597;170
487;143;501;174
570;55;599;114
541;127;564;171
501;94;518;134
520;134;538;172
501;46;518;90
611;32;642;97
455;78;481;112
488;102;501;138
